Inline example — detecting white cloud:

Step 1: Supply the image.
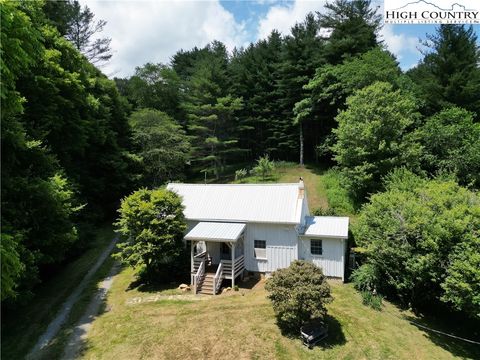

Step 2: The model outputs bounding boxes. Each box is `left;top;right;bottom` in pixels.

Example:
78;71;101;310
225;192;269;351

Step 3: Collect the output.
380;25;419;60
256;0;326;39
81;0;249;77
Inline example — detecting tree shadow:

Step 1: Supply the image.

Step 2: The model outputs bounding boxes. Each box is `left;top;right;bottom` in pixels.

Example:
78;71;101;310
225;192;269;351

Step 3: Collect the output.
277;314;346;349
403;314;480;359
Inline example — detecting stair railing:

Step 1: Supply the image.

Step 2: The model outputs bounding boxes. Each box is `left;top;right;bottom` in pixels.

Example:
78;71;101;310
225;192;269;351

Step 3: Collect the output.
213;262;223;295
193;259;205;295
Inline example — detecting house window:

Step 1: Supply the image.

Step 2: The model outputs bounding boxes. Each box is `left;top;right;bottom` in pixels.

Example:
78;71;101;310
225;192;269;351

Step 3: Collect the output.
254;240;267;259
310;239;323;255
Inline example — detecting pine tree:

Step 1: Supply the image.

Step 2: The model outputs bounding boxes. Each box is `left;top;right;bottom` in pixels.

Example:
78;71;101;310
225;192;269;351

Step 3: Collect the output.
183;42;244;179
229;31;284;160
318;0;381;64
277;13;325;164
408;25;480;117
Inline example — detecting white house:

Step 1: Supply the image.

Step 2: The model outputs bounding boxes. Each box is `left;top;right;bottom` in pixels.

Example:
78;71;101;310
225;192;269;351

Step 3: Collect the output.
166;180;349;295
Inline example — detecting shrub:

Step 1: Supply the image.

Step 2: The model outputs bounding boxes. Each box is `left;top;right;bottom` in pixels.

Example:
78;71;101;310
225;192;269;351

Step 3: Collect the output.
322;169;356;215
114;188;187;282
360;291;383;311
265;260;332;334
312;206;337;216
252;154;275;180
234;168;247;181
350;264;379;292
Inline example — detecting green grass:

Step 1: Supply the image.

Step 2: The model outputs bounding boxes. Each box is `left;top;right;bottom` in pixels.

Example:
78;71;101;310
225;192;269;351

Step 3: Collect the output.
1;225;115;360
231;163;355;217
320;169;356;217
77;270;479;359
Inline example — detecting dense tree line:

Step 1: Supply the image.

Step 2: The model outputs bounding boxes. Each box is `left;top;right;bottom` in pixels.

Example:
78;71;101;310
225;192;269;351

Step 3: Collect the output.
1;1;134;302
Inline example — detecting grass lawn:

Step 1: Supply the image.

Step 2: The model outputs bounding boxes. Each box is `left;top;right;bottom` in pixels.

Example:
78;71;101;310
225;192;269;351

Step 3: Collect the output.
231;163;356;219
78;269;479;359
1;225;115;360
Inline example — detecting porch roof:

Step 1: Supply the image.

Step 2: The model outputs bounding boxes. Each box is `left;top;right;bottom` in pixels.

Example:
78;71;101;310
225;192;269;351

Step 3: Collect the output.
184;222;246;242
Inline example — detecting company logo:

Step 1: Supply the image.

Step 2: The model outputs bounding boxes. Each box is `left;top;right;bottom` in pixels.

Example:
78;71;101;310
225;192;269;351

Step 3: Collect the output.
384;0;480;24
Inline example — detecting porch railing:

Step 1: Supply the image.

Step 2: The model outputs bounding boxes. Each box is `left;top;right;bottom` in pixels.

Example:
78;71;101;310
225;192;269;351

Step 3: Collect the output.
221;254;245;280
192;251;207;272
213;262;223;295
193;260;205;295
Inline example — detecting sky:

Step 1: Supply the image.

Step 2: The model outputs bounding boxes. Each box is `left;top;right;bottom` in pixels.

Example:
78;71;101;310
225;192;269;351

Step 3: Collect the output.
80;0;479;78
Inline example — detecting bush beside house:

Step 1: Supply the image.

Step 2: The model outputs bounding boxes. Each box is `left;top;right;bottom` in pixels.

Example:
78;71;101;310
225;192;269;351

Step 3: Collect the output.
265;260;332;334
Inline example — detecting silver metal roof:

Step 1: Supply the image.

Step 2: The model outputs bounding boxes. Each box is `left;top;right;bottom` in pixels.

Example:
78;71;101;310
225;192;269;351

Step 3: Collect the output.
184;222;246;242
167;183;302;224
303;216;349;238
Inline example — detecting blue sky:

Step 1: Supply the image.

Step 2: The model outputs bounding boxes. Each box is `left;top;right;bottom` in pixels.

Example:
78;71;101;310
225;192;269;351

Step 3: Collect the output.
83;0;479;77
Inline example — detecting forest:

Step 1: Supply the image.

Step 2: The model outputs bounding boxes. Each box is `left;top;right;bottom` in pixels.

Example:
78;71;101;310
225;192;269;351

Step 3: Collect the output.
1;0;479;323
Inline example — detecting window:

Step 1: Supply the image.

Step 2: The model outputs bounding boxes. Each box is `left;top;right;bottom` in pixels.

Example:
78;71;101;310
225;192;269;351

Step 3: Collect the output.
310;239;323;255
254;240;267;259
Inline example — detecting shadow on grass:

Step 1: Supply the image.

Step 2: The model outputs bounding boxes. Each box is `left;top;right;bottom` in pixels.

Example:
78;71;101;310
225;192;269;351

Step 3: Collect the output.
403;314;480;359
126;277;188;294
277;314;346;349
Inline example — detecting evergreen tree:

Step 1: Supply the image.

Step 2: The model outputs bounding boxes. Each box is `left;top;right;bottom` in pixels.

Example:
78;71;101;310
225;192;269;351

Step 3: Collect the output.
408;25;480;116
229;31;284;159
183;42;244;178
277;13;325;164
318;0;381;64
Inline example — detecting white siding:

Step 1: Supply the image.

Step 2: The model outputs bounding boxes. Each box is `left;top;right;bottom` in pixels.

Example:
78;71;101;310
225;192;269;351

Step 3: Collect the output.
244;223;298;273
299;237;345;279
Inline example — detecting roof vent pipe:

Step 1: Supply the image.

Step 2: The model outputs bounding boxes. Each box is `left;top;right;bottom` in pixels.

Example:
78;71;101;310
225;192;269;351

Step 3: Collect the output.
299;177;305;199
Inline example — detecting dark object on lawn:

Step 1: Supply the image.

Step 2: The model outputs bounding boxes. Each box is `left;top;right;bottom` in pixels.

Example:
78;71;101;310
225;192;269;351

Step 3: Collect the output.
300;320;328;349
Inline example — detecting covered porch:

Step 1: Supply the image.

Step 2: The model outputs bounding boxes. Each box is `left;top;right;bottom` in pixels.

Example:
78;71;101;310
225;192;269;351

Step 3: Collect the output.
185;222;246;295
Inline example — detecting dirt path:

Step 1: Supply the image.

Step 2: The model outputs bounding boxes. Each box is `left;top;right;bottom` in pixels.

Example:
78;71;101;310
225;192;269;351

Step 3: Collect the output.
26;236;118;360
61;261;121;360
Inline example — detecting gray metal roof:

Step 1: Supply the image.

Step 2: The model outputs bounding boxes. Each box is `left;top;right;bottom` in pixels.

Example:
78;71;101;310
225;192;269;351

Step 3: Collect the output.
303;216;349;238
184;222;246;242
167;183;303;224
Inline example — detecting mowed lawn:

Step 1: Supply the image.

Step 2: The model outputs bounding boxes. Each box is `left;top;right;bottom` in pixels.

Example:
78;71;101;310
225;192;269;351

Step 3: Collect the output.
79;268;477;360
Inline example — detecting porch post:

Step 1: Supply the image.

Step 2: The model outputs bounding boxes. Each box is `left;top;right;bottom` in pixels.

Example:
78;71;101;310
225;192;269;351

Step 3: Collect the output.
190;240;194;285
231;241;235;288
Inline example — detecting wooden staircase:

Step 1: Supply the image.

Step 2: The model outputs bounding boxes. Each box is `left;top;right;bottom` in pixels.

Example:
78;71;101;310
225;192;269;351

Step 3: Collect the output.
197;273;216;295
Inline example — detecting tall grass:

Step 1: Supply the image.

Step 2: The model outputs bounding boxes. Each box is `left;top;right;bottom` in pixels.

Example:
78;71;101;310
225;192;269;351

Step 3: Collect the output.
322;169;356;216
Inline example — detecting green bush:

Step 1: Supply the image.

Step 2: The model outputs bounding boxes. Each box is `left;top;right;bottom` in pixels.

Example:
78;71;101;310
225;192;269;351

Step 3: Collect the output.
360;291;383;311
322;170;356;215
354;169;480;316
312;207;338;216
234;168;248;181
114;188;187;282
252;154;275;180
265;260;332;334
350;264;379;292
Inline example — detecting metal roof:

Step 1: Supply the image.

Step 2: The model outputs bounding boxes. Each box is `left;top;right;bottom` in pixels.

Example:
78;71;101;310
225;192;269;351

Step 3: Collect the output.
184;222;246;242
167;183;302;224
303;216;349;238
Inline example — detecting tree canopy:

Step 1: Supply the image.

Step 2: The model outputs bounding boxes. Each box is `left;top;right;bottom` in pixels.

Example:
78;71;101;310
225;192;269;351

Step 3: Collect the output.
353;170;480;318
